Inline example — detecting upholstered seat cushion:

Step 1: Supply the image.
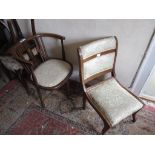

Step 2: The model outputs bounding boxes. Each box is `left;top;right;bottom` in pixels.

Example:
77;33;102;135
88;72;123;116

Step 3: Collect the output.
87;78;143;127
33;59;71;87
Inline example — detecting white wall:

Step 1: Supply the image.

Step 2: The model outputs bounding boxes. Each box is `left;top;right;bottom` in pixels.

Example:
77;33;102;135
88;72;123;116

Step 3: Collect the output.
18;19;155;87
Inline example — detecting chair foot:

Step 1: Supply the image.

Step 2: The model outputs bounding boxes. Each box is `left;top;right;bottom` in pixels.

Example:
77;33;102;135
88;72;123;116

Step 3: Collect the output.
22;81;31;96
102;121;110;135
132;113;137;123
83;93;86;110
35;85;45;109
40;101;45;109
39;94;45;109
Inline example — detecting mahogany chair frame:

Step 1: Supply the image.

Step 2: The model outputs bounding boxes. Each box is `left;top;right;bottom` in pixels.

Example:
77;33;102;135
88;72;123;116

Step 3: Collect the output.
77;36;144;134
10;33;73;108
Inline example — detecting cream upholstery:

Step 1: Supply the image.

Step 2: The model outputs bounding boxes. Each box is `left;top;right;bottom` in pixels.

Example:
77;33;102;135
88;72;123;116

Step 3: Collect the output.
79;37;116;59
87;78;143;127
79;37;116;80
84;53;115;80
33;59;71;87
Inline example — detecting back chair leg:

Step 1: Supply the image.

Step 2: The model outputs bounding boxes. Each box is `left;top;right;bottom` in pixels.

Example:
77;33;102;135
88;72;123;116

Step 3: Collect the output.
83;93;86;110
102;120;110;135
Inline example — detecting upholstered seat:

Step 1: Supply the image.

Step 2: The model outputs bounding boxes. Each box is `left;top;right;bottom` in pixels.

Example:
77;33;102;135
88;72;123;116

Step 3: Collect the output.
33;59;71;87
87;78;143;127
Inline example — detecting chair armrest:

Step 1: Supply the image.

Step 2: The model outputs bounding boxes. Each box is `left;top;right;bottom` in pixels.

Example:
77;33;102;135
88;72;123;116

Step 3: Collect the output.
35;33;66;60
36;33;65;40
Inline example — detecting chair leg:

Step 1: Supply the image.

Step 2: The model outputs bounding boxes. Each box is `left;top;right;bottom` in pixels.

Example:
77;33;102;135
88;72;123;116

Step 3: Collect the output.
102;120;110;135
35;85;45;109
83;93;86;110
132;112;137;123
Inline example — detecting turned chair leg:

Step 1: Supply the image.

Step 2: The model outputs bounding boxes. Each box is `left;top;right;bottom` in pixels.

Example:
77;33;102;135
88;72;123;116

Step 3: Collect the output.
132;112;137;123
35;85;45;109
83;93;86;110
102;120;110;135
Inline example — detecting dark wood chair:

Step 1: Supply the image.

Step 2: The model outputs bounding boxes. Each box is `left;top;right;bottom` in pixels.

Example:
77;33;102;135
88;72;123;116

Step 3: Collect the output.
0;19;29;91
10;33;73;108
77;36;144;134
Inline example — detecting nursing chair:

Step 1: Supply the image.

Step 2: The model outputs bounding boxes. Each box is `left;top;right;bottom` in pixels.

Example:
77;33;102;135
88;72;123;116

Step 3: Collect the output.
77;36;144;134
10;33;73;108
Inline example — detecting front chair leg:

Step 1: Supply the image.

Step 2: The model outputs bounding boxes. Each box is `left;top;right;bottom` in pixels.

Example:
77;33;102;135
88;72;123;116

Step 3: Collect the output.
32;72;45;109
132;112;137;123
83;93;86;110
35;85;45;109
102;120;110;135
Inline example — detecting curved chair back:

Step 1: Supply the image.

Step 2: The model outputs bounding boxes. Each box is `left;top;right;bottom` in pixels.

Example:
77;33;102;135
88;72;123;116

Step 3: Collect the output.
10;33;66;74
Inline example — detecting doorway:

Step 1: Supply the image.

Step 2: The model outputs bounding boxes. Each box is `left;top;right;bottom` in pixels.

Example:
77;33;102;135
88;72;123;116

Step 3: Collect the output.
132;29;155;103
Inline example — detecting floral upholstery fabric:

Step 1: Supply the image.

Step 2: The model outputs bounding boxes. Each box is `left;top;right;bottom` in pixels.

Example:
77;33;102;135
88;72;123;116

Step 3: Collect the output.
33;59;71;87
87;78;143;127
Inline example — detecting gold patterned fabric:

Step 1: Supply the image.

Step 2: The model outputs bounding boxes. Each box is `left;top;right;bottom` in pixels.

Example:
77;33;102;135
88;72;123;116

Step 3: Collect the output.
83;53;115;80
79;37;116;59
87;78;143;127
79;37;116;81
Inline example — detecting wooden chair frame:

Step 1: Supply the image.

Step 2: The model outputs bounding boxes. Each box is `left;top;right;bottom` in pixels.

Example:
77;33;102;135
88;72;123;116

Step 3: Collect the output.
77;36;144;134
10;33;73;108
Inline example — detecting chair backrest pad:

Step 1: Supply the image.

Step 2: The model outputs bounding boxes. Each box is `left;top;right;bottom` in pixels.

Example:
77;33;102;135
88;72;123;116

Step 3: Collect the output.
79;37;116;59
84;52;115;80
78;36;117;83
